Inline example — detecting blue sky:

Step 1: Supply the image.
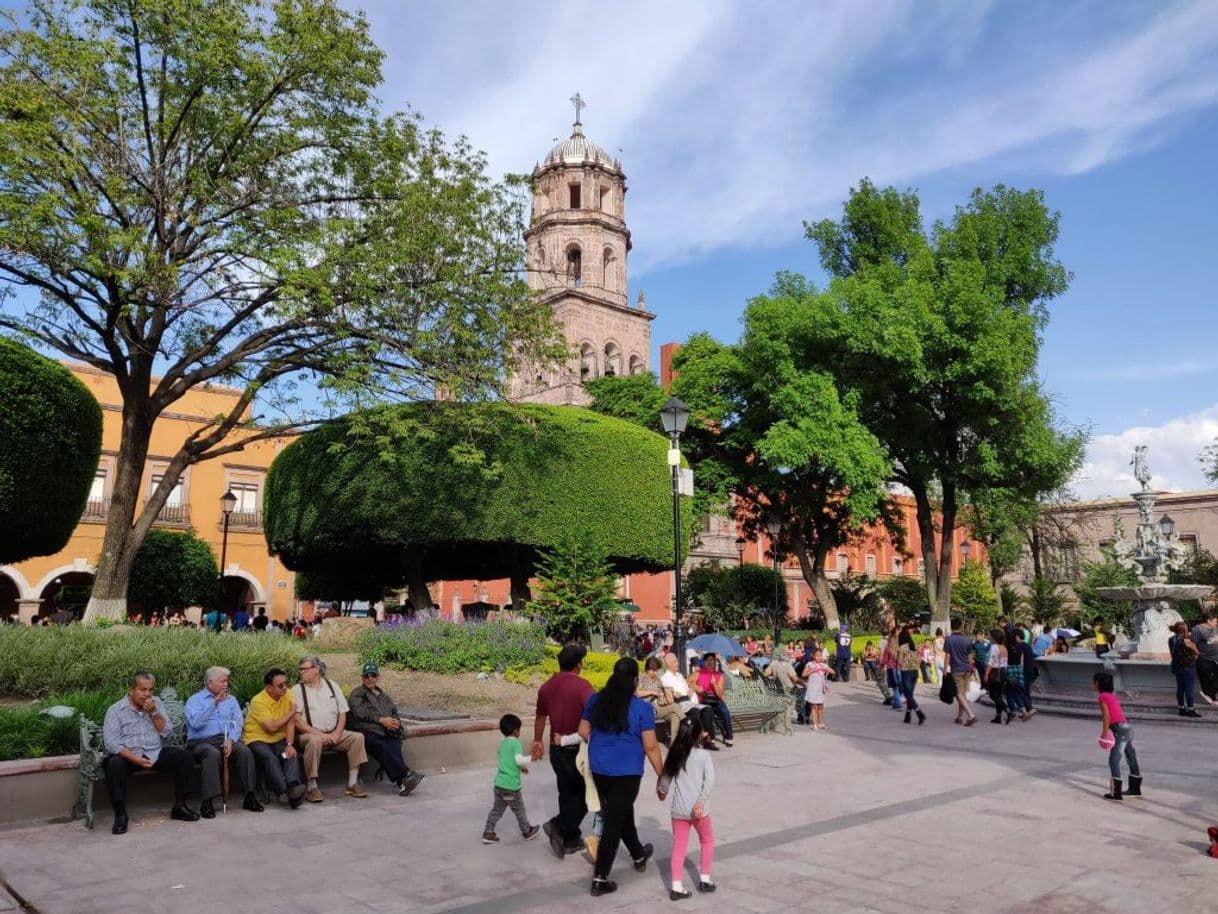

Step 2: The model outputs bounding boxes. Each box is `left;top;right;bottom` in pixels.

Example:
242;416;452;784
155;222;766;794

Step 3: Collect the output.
356;0;1218;498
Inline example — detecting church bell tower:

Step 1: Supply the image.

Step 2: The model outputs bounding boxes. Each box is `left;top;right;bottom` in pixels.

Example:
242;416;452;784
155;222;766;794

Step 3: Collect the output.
509;93;654;405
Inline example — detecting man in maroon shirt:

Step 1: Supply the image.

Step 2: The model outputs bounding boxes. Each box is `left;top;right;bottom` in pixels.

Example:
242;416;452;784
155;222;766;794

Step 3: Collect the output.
531;644;595;859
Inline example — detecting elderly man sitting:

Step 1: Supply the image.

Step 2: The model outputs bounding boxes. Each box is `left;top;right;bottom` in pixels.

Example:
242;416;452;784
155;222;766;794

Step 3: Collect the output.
346;662;424;797
186;665;262;816
291;655;368;802
102;671;198;834
242;667;307;808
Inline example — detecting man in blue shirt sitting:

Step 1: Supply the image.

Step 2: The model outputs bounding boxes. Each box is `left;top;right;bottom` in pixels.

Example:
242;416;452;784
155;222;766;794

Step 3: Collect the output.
186;666;262;816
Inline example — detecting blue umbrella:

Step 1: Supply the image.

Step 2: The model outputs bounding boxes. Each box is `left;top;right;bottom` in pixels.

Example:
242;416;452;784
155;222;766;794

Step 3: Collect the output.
1051;627;1081;639
688;633;747;658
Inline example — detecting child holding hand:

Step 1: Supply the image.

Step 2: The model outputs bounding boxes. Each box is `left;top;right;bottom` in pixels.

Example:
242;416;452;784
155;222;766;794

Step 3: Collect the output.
658;717;716;900
482;714;541;844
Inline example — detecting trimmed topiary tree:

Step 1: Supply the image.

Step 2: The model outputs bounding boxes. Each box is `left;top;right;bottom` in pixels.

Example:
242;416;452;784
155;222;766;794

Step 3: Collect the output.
0;338;103;564
264;402;692;606
128;529;219;619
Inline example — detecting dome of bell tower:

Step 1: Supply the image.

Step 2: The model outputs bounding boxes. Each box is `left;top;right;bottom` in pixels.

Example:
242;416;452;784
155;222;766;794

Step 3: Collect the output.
543;123;619;172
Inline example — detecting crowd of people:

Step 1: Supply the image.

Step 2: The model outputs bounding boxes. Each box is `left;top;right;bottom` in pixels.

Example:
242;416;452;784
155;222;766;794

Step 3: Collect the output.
100;656;423;835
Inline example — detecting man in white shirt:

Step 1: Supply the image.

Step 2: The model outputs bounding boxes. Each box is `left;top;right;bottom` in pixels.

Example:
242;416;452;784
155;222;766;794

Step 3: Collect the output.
291;655;368;802
660;653;719;750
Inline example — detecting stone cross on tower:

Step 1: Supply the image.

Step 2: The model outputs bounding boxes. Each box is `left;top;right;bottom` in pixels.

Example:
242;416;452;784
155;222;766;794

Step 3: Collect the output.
570;91;585;127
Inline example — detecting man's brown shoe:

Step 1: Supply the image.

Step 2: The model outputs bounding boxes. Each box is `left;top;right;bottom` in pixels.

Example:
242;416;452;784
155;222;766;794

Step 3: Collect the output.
305;787;324;803
345;784;368;798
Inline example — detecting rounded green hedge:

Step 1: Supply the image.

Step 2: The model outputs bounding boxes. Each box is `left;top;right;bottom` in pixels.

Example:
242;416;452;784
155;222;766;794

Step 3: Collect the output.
264;402;692;583
0;338;103;564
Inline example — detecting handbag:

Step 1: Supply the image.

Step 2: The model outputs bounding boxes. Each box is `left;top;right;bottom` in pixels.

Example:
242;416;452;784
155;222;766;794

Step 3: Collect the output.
939;671;957;704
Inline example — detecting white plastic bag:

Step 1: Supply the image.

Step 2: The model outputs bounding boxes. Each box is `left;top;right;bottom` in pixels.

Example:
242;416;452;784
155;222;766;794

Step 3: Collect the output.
965;677;983;703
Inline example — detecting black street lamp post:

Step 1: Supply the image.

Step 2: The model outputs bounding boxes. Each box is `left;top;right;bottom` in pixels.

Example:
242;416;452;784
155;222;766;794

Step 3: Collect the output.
660;397;690;673
765;515;783;656
216;490;236;633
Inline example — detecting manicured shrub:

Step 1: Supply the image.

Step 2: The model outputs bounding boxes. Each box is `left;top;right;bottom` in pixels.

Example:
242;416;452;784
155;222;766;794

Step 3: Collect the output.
0;625;306;701
357;618;547;674
0;338;103;564
505;645;618;689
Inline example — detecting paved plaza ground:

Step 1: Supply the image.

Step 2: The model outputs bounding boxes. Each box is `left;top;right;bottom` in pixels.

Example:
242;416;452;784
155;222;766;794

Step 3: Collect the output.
2;680;1215;914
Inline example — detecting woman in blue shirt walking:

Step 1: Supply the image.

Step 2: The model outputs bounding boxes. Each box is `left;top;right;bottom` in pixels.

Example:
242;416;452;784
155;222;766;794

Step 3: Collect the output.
579;657;666;897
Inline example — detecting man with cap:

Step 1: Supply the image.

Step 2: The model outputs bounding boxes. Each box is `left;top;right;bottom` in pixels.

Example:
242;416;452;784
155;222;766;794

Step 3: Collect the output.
834;624;853;683
346;661;424;797
531;644;596;859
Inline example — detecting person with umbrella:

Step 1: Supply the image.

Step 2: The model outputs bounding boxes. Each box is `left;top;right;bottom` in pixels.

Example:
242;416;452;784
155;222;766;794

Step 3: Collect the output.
691;653;733;748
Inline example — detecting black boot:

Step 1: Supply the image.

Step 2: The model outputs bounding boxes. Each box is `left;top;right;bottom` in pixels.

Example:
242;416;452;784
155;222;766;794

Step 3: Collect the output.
903;710;912;724
1104;778;1123;802
917;709;926;725
1126;775;1143;798
111;804;128;836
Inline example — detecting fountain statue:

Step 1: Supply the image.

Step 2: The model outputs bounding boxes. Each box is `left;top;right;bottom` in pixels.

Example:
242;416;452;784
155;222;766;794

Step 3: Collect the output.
1097;447;1212;659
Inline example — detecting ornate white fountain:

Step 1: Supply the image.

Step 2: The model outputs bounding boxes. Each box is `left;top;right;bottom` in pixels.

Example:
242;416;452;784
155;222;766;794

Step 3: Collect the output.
1097;446;1212;659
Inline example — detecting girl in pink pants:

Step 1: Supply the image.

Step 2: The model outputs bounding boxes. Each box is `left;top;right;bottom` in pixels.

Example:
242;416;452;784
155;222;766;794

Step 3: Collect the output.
657;716;716;899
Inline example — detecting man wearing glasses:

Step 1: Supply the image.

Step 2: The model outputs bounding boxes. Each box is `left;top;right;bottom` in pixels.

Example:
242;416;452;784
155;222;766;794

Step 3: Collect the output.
242;667;307;808
347;662;425;797
290;655;368;802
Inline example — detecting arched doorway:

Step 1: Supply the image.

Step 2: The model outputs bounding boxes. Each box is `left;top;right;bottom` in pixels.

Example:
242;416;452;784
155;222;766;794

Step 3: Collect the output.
38;571;94;622
0;572;19;621
221;575;255;617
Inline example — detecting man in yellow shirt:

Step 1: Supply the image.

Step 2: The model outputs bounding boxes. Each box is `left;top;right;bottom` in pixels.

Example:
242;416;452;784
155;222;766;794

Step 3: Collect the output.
242;668;306;808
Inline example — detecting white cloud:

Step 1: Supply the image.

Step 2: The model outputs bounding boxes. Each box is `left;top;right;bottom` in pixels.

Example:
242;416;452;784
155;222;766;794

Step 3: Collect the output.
1072;404;1218;499
356;0;1218;273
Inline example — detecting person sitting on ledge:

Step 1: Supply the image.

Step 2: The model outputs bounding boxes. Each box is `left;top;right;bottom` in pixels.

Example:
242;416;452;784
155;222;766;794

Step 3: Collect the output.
102;671;199;835
347;661;425;796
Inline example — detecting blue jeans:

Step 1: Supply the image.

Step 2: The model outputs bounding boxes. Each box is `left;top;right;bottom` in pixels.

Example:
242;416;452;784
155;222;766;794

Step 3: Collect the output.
887;669;903;709
1108;722;1140;779
899;670;919;711
704;698;733;741
1175;667;1196;709
1006;682;1026;714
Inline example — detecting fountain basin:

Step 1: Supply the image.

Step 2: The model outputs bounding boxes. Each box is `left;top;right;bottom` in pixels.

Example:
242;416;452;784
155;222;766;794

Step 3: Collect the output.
1035;653;1175;695
1094;583;1213;659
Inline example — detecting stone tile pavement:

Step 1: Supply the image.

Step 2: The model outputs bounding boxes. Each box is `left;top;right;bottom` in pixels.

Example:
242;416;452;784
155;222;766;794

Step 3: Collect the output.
1;680;1216;914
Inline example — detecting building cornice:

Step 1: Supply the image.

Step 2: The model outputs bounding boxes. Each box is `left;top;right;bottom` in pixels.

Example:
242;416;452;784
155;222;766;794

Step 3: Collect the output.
541;287;656;322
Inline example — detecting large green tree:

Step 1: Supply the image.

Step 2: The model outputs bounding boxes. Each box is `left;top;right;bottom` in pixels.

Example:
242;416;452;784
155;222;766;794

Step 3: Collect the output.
264;402;692;608
804;179;1084;625
0;337;102;563
685;561;788;633
589;303;899;629
0;0;561;622
128;529;218;619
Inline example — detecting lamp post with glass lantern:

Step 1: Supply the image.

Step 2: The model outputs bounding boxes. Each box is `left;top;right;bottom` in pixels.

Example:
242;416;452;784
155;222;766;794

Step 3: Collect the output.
660;398;690;673
960;539;971;565
735;536;746;566
764;515;783;656
215;490;236;633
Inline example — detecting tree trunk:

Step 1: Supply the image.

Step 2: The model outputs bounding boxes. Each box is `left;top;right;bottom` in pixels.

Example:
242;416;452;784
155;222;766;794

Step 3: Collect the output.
404;558;432;611
509;546;533;608
936;481;957;621
911;482;940;617
83;399;155;623
793;542;839;630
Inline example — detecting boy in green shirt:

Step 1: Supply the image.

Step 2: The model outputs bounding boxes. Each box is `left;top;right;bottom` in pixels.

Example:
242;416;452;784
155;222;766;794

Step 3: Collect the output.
482;714;541;844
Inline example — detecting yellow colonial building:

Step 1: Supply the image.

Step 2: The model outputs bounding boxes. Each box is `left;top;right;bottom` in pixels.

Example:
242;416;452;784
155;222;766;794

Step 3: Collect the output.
0;365;297;623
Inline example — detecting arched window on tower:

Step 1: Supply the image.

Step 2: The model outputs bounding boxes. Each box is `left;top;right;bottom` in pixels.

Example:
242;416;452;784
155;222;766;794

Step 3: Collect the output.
603;342;622;377
566;245;582;286
628;354;644;375
579;342;597;379
602;247;616;293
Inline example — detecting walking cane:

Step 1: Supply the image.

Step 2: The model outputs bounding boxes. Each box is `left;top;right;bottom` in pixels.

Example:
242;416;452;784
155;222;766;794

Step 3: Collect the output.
221;718;231;813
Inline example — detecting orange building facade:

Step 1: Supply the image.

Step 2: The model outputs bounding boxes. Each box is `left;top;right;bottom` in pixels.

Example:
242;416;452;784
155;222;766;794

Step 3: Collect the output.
0;365;298;623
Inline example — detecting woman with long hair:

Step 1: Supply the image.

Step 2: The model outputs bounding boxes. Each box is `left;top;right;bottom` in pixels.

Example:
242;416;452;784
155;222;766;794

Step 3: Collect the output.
986;627;1010;724
897;627;926;725
658;716;717;899
579;657;665;897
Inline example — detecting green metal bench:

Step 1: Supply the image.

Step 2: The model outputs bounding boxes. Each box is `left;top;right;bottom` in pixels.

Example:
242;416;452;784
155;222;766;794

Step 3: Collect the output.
72;689;189;830
723;676;791;735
